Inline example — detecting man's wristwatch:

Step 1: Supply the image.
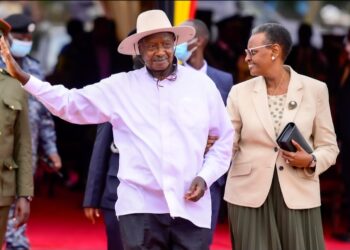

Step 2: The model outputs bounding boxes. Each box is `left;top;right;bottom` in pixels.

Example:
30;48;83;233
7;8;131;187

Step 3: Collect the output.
308;154;317;168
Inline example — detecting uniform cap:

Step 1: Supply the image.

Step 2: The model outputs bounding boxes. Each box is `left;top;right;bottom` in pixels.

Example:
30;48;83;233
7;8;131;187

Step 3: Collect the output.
4;13;35;34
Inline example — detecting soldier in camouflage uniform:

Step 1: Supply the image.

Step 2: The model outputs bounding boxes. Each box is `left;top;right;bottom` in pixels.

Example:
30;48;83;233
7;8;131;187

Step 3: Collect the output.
0;14;62;250
0;18;33;249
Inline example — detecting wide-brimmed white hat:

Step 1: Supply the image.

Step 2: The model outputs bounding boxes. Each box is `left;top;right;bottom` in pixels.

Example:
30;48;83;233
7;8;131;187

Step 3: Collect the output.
118;9;195;55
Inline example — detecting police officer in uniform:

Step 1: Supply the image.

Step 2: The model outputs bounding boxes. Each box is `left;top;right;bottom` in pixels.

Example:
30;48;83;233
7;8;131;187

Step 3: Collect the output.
0;14;61;250
0;18;33;248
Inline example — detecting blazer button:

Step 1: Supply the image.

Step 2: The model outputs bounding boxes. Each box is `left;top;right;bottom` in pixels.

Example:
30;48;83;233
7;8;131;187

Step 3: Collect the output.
274;147;278;152
279;166;284;171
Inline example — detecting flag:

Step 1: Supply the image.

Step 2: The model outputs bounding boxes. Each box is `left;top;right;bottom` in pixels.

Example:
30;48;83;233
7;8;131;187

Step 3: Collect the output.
173;0;197;25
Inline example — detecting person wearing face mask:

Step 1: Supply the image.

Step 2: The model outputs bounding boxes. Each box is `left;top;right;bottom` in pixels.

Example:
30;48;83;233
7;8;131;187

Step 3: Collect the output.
0;13;62;250
175;19;234;244
5;16;34;58
0;18;33;250
174;37;198;64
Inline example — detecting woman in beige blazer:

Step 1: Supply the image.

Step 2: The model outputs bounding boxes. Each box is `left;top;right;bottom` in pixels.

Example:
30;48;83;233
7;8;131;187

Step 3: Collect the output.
224;23;339;250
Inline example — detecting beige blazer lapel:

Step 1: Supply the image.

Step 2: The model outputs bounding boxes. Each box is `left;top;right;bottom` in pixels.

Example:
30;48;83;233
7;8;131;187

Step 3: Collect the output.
252;77;276;141
280;67;303;130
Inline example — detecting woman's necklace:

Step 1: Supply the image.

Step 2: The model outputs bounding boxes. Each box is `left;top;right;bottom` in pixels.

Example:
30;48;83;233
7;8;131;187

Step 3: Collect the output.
268;71;286;96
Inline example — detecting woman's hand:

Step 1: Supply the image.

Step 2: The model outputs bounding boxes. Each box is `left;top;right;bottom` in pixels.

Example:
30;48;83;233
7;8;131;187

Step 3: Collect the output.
281;139;313;168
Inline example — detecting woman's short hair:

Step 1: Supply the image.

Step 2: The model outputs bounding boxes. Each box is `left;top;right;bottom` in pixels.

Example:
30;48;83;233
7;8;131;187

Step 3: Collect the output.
251;23;292;61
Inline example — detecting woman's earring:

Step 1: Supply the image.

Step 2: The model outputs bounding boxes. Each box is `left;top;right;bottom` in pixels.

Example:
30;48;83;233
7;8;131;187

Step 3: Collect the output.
272;56;276;61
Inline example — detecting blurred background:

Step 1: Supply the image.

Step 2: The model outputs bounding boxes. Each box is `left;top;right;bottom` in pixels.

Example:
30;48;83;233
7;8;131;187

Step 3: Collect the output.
1;1;349;76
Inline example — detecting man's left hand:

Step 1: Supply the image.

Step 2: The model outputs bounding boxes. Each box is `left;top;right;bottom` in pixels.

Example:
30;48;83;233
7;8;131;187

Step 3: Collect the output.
14;197;30;229
0;36;30;84
184;176;207;202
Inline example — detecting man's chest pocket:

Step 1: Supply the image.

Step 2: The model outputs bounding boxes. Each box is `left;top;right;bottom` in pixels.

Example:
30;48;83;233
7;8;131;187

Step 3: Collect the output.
1;97;22;133
175;97;208;129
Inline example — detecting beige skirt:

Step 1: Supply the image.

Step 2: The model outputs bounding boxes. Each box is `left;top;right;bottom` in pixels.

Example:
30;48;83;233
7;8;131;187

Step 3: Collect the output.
227;169;325;250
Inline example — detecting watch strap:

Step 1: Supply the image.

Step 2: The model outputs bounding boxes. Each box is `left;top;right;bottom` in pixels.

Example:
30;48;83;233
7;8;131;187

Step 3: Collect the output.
309;154;317;168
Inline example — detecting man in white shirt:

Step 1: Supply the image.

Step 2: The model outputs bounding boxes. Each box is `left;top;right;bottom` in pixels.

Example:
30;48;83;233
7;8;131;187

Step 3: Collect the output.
0;10;234;249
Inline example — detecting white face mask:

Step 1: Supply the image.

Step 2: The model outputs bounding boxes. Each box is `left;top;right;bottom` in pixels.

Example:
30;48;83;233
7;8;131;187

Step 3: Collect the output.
10;38;33;58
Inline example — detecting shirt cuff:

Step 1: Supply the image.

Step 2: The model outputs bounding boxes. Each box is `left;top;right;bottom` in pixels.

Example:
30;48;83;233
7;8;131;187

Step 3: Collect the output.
23;75;43;94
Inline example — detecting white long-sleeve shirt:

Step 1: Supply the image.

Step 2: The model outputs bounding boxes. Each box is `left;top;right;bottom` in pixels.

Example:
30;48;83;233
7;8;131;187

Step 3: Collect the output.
24;65;234;228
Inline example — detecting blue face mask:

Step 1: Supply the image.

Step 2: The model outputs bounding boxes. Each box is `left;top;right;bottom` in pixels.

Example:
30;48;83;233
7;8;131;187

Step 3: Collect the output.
10;38;33;58
175;38;198;62
175;43;191;62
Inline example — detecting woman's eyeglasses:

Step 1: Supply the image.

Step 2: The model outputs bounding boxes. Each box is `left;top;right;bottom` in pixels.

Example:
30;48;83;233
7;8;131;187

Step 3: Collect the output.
245;44;273;57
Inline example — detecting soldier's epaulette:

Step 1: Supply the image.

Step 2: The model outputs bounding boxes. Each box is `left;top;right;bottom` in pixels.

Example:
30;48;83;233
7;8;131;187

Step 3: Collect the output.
27;55;40;64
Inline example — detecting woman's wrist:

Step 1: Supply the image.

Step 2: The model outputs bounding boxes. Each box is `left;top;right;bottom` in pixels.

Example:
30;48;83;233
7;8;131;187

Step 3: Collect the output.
308;154;317;168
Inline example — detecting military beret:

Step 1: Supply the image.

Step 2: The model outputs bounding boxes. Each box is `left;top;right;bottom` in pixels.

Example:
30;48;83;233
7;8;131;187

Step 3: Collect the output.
4;13;35;34
0;18;11;36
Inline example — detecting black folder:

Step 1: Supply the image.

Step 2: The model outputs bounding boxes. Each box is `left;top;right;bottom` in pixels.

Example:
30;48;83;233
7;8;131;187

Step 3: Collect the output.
276;122;313;153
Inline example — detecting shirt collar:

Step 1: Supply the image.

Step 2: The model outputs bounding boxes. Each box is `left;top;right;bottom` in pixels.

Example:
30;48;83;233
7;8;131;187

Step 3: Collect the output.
146;57;178;82
184;60;207;74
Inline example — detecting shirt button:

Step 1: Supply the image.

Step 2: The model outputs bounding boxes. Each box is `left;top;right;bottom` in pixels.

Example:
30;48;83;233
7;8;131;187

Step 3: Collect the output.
279;166;284;171
274;147;278;152
10;105;15;109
